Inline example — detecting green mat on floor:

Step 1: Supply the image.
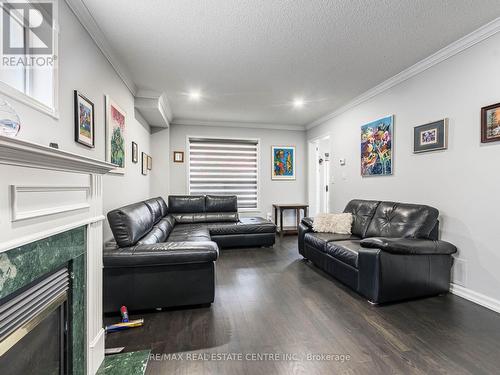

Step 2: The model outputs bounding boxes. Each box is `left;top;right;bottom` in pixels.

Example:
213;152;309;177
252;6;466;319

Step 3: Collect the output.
97;350;150;375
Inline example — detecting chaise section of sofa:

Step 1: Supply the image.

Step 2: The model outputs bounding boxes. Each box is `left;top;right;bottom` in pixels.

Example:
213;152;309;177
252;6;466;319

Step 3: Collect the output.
298;199;457;304
104;195;276;313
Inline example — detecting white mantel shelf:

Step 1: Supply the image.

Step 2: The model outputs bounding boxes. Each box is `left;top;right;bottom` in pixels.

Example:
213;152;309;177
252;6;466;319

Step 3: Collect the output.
0;135;112;374
0;135;116;174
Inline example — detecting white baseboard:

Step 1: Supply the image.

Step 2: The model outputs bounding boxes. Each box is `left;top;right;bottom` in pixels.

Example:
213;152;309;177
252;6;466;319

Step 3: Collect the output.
450;283;500;314
88;328;105;375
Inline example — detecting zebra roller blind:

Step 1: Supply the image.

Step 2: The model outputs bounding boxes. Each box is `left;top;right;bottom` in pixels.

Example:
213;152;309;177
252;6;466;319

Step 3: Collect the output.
188;137;259;209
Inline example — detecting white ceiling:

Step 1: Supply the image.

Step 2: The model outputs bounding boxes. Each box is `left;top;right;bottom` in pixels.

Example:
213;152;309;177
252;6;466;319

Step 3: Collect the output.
81;0;500;128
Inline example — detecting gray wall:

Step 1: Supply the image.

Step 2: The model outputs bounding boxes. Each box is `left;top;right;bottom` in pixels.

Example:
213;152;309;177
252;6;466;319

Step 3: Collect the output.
169;124;307;225
0;1;152;240
307;32;500;305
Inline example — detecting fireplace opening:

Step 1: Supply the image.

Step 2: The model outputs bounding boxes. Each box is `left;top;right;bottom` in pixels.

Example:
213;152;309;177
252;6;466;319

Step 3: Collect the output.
0;268;70;375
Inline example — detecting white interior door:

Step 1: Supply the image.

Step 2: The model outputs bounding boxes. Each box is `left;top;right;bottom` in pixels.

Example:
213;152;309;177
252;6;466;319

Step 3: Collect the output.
308;136;331;216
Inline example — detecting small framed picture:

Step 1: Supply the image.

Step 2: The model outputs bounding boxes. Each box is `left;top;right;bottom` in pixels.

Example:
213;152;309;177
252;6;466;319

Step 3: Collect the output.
173;151;184;163
74;90;95;148
481;102;500;143
414;119;448;153
147;155;152;170
142;152;148;175
132;142;138;163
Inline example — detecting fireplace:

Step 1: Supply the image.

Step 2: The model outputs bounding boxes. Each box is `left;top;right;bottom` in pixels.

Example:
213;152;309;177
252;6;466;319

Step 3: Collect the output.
0;268;70;375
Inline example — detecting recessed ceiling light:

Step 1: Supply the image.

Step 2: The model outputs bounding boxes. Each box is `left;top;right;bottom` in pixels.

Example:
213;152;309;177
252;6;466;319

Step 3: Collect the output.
188;90;201;101
293;98;305;109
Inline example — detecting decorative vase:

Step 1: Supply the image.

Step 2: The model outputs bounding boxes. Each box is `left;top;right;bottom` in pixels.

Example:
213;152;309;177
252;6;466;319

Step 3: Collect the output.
0;99;21;137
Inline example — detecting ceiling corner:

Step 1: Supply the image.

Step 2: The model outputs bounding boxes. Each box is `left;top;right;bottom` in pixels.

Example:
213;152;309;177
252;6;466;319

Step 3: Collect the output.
65;0;138;95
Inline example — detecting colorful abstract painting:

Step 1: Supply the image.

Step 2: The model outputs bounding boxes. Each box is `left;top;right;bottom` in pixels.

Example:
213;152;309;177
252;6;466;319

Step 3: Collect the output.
272;146;295;180
74;91;94;148
106;95;126;173
361;115;393;176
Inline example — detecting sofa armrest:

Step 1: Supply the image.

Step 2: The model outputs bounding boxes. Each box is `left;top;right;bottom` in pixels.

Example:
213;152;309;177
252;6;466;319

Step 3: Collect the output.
360;237;457;255
301;217;314;229
103;241;219;268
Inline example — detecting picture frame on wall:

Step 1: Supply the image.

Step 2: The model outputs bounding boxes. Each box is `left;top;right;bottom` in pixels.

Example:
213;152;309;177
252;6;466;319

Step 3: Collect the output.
173;151;184;163
142;152;148;175
271;145;295;180
132;142;138;163
413;119;448;153
147;155;152;170
361;115;393;176
481;102;500;143
74;90;95;148
105;95;127;173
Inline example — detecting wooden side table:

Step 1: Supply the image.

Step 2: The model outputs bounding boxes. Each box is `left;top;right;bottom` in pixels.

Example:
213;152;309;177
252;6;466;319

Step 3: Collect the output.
273;204;309;239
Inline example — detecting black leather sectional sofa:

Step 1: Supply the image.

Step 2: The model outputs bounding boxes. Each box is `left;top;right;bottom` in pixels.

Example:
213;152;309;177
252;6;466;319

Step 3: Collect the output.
104;195;276;313
299;199;457;304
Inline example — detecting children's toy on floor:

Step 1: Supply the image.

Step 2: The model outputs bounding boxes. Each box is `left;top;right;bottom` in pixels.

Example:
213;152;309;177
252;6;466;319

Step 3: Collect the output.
105;305;144;333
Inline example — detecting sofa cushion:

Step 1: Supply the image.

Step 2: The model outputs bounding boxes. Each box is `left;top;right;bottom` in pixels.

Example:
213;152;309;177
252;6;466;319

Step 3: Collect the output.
208;217;276;235
205;212;239;223
157;197;168;217
205;195;237;212
144;198;163;224
167;224;211;242
343;199;380;238
325;240;362;268
137;227;167;245
103;241;219;267
154;215;176;238
169;195;205;213
365;201;439;239
304;232;359;252
107;202;154;247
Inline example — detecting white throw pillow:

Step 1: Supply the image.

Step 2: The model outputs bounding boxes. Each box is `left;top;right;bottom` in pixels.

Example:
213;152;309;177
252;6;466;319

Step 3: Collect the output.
313;213;353;234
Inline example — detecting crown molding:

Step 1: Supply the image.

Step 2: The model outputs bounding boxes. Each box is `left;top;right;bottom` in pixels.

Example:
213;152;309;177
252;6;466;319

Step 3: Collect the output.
172;118;305;132
65;0;137;95
306;17;500;130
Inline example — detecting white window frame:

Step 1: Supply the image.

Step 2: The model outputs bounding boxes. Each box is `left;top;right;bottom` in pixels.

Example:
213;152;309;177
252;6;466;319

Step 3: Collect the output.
0;0;59;118
186;135;261;213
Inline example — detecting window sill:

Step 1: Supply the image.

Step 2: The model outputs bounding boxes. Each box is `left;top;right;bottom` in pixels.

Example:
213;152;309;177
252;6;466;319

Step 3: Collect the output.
0;81;59;119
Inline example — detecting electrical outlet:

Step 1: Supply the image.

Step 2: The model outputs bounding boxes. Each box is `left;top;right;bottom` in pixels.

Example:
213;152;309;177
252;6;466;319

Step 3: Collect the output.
451;257;467;286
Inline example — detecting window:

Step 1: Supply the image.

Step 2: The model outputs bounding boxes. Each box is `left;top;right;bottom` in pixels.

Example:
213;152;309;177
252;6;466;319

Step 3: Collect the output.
0;1;58;116
188;137;259;210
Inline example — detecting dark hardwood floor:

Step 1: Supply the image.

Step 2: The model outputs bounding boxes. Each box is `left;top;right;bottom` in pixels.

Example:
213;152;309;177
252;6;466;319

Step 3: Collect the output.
105;235;500;374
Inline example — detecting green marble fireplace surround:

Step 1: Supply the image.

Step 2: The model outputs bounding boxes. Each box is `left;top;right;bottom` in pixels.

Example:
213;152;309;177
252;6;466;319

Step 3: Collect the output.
0;226;87;375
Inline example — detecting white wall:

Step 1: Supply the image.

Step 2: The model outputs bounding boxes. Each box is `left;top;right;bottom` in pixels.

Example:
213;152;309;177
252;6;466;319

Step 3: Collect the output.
307;32;500;305
168;124;307;225
150;126;170;198
0;1;152;240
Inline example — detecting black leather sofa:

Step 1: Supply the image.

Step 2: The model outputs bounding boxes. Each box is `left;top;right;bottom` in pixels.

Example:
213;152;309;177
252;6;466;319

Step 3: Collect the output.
298;199;457;304
104;195;276;313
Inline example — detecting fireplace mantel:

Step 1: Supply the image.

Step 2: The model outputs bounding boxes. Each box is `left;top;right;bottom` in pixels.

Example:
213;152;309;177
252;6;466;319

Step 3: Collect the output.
0;135;115;174
0;135;114;374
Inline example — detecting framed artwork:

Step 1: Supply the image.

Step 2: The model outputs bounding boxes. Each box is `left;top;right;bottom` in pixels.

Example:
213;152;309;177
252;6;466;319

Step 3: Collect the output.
132;142;138;163
147;155;152;170
481;102;500;143
173;151;184;163
141;152;148;175
361;115;393;176
272;146;295;180
74;90;94;148
414;119;448;153
105;95;126;173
